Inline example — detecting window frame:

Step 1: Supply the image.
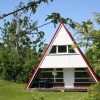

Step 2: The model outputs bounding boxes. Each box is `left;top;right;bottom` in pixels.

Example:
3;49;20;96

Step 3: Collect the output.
49;45;76;54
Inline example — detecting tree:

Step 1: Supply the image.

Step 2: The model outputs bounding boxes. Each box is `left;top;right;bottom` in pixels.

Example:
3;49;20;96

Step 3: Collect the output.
86;30;100;77
74;13;100;77
0;2;46;82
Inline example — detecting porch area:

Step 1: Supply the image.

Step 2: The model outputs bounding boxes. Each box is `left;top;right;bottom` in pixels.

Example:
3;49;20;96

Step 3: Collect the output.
29;68;95;91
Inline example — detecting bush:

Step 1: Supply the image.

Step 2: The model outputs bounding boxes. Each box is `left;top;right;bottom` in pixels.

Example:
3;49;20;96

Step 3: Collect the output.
84;83;100;100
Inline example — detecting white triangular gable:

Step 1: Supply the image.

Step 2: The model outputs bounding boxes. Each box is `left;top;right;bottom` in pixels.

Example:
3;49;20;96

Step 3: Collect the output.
52;25;73;45
39;24;88;68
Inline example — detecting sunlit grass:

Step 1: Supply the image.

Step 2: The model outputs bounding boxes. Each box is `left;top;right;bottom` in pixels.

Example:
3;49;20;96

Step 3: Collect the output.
0;80;86;100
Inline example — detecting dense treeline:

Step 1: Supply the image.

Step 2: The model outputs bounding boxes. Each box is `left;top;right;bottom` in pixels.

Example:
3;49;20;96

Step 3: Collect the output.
0;43;41;83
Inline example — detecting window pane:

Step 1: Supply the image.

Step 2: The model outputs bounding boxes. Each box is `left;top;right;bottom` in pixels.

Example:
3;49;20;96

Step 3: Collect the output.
41;72;54;78
75;68;86;71
68;45;75;53
43;68;53;71
58;46;67;53
56;72;63;78
55;79;63;82
75;72;89;78
50;46;56;53
75;79;92;82
56;68;63;71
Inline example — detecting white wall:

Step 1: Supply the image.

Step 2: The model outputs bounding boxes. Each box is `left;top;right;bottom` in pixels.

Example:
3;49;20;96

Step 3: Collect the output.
52;25;73;45
63;68;74;88
40;55;88;68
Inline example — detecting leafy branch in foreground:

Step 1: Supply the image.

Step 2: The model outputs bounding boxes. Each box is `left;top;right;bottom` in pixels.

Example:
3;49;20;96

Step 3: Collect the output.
0;0;53;19
45;12;76;28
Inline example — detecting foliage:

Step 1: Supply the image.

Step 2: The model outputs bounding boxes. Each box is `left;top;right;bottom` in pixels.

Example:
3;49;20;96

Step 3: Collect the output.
0;45;40;83
0;0;54;19
93;12;100;25
74;19;94;51
74;13;100;77
84;83;100;100
0;3;45;83
85;30;100;77
46;13;76;28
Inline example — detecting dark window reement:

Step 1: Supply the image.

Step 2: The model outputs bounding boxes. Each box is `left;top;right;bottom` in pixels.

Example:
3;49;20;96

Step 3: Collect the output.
50;46;56;53
75;72;89;78
68;45;75;53
58;46;67;53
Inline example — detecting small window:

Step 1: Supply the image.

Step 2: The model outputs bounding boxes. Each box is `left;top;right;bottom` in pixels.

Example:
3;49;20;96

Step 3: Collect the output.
58;46;67;53
68;45;75;53
56;68;63;71
50;46;56;53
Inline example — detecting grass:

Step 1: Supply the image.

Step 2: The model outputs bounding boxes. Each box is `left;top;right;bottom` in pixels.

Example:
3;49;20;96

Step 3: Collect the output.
0;80;87;100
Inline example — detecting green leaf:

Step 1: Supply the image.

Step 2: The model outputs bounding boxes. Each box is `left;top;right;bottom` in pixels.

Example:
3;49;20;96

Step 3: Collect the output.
28;1;35;6
31;7;36;14
69;22;76;29
42;0;48;3
86;19;92;25
60;18;66;23
45;15;53;21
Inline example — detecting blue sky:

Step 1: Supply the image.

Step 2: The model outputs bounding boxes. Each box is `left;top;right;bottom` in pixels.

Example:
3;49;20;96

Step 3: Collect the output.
0;0;100;46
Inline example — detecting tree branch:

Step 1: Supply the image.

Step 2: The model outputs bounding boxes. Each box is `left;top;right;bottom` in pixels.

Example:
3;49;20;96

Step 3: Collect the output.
0;5;30;19
37;21;52;29
0;0;45;19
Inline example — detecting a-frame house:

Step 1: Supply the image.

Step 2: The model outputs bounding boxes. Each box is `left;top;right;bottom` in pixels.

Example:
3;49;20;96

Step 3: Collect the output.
25;23;98;91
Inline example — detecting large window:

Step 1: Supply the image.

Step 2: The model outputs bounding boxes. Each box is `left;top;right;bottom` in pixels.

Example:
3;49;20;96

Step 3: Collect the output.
74;68;94;83
39;68;64;83
49;45;76;54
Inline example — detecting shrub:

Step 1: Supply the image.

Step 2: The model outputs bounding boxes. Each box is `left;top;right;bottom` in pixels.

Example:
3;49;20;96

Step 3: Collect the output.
84;83;100;100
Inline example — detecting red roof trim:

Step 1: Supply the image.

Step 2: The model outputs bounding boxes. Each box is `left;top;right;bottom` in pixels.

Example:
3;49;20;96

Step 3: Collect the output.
62;23;99;83
25;23;62;90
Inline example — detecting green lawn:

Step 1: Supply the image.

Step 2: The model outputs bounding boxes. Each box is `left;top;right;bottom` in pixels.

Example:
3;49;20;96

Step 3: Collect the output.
0;80;87;100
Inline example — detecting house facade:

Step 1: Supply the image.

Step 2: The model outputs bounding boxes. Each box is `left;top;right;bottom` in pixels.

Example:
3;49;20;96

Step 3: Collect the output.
25;23;98;91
